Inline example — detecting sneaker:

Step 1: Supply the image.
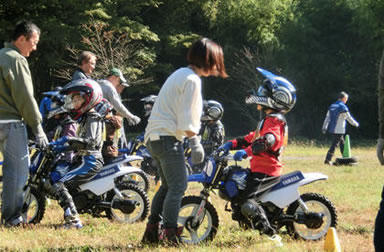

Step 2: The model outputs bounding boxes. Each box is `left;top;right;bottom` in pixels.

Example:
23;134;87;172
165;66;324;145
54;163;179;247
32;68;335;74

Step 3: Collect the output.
268;234;283;247
324;160;333;165
63;219;83;229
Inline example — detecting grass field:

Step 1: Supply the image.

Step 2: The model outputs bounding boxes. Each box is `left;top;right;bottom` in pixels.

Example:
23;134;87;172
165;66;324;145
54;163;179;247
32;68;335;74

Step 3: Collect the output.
0;141;381;251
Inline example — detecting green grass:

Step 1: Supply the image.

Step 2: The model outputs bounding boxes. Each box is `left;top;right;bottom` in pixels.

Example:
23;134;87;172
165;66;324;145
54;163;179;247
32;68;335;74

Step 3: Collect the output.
0;143;381;251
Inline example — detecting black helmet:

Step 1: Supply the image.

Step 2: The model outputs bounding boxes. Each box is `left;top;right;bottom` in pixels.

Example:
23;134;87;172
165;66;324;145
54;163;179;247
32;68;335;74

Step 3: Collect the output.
246;67;297;113
201;100;224;121
140;95;157;117
140;94;158;105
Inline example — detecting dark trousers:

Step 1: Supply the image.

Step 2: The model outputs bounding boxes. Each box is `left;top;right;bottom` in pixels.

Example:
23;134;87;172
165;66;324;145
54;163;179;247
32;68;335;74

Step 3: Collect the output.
325;134;345;162
147;136;187;228
374;186;384;251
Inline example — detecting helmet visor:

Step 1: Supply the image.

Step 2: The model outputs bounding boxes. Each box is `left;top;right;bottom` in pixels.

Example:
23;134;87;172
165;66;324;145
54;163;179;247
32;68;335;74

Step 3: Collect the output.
63;93;84;110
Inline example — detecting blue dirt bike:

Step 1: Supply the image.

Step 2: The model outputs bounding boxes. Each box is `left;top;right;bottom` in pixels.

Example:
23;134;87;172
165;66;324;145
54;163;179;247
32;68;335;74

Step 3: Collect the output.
176;150;337;244
22;143;150;224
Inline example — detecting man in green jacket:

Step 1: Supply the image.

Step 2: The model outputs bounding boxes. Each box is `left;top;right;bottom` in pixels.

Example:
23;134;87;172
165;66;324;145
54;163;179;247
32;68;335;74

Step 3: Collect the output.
0;20;48;226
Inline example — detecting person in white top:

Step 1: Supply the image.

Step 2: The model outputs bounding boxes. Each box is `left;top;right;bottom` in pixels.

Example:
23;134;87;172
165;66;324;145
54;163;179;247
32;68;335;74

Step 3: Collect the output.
141;37;228;245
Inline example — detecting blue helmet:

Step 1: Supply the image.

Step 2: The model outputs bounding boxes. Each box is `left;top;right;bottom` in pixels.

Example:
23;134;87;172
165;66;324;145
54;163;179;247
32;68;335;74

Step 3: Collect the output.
245;67;297;113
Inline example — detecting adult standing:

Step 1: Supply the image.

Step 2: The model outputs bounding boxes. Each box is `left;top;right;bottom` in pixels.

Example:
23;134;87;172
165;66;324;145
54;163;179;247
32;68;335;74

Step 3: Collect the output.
322;91;359;165
97;68;141;126
374;50;384;251
98;68;141;161
141;37;228;245
0;20;48;226
72;51;97;80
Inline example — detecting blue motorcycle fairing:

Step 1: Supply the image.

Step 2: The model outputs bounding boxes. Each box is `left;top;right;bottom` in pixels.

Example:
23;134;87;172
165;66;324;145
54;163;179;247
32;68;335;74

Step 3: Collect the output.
91;165;120;180
136;145;151;158
30;151;44;174
220;167;249;199
268;170;304;191
187;156;217;183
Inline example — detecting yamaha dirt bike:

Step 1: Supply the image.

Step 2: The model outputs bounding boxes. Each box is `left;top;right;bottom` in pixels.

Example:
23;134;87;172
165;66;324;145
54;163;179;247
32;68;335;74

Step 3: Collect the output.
177;150;337;244
119;133;158;177
22;144;150;224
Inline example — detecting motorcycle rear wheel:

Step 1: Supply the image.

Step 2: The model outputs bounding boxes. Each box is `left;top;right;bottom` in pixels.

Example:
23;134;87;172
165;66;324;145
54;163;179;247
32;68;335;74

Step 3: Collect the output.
286;193;337;240
120;172;150;192
178;195;219;244
106;183;149;223
23;187;46;224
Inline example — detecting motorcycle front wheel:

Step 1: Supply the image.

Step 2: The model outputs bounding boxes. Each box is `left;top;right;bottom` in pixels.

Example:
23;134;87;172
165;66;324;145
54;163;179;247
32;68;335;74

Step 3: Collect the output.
178;195;219;244
286;193;338;240
105;183;149;223
23;187;46;224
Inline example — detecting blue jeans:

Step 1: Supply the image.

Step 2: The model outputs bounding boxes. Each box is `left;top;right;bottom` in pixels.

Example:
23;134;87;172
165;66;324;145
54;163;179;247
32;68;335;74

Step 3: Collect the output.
0;122;29;225
147;136;187;228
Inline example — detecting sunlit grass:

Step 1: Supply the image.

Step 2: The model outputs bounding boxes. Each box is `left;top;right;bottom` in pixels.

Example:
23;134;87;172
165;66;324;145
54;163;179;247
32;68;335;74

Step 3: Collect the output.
0;143;381;251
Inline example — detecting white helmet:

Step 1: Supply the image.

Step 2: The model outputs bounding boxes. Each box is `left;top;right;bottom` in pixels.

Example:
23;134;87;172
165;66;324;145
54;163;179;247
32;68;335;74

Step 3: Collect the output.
61;79;103;119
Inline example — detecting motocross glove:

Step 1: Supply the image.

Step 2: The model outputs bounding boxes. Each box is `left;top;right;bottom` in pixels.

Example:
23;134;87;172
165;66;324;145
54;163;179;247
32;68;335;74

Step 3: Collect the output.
218;142;233;153
233;149;247;161
188;135;205;164
33;124;49;148
377;138;384;165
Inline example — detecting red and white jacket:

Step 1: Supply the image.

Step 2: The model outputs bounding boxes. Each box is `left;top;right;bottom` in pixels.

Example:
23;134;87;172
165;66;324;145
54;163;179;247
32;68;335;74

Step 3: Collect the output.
229;113;287;176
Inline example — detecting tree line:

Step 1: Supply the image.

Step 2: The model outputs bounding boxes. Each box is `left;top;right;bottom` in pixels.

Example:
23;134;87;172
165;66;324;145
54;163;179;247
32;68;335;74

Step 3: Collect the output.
1;0;383;139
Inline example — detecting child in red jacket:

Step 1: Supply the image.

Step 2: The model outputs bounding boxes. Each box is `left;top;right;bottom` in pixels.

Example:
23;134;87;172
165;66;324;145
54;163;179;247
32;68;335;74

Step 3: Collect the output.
219;67;296;237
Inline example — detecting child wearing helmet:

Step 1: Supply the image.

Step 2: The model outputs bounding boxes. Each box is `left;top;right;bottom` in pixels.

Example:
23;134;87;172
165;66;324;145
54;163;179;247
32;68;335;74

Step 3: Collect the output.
49;79;112;228
218;67;296;238
141;94;158;118
199;100;225;156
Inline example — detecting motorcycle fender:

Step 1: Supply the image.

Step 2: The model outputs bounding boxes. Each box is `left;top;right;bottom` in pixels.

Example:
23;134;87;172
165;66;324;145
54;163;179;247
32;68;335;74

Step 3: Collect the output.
259;183;300;208
299;172;328;186
79;165;143;196
259;172;328;208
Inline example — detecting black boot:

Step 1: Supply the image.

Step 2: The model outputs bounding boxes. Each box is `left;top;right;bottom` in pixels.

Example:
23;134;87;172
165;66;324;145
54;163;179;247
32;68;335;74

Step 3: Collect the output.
241;199;276;236
53;182;83;229
141;222;159;244
162;227;183;246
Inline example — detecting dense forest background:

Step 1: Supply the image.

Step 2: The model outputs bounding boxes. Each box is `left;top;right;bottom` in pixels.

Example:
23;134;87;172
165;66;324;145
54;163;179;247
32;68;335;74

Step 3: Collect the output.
1;0;383;140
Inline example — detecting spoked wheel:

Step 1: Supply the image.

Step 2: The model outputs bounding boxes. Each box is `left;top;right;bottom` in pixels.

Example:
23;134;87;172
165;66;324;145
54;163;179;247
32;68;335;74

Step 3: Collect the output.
178;196;219;244
106;183;149;223
120;172;150;192
22;187;46;224
286;193;338;240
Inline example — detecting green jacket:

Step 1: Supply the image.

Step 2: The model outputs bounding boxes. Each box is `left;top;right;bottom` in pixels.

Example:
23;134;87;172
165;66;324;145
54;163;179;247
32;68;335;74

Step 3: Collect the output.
0;42;42;130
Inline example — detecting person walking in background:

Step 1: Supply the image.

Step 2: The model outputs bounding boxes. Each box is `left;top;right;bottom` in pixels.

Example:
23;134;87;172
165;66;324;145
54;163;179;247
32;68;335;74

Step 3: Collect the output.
72;51;97;80
322;91;359;165
0;20;48;226
141;37;228;245
97;68;141;162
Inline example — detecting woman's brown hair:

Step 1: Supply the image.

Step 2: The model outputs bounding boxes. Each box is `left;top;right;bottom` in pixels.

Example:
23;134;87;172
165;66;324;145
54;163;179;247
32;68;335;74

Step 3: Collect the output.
187;37;228;78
